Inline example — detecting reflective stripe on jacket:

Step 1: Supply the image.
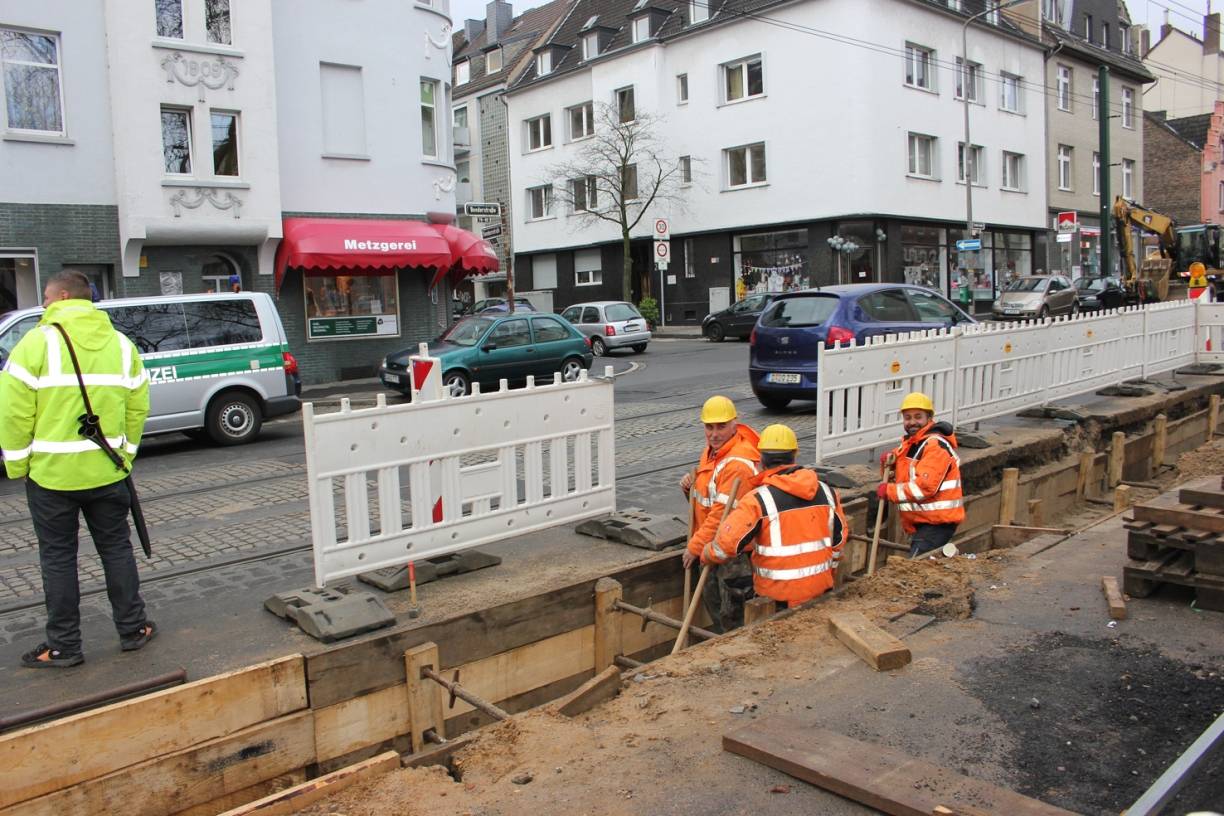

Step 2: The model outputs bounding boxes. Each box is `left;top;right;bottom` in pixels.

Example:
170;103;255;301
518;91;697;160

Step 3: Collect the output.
686;423;760;557
886;422;965;533
706;466;847;605
0;300;149;490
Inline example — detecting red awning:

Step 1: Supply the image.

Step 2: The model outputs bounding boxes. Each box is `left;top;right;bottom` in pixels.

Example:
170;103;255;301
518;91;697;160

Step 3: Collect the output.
427;223;501;289
275;217;455;289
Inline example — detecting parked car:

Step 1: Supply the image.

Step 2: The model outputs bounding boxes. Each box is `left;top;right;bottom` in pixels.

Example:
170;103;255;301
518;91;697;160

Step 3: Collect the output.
991;275;1078;320
379;312;592;396
1074;275;1125;311
750;284;976;410
702;292;780;342
455;297;538;317
0;293;300;445
559;301;651;356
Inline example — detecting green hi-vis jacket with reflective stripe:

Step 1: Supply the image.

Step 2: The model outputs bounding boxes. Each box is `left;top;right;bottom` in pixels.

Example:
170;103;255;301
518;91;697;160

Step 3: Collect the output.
0;300;150;491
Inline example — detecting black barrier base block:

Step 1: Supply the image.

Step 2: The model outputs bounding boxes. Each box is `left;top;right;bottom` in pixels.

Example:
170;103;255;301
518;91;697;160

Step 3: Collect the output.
576;507;687;551
264;585;396;642
356;550;503;592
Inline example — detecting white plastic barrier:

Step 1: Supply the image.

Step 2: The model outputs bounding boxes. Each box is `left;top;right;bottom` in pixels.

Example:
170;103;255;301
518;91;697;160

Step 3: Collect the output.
1198;302;1224;364
303;368;616;586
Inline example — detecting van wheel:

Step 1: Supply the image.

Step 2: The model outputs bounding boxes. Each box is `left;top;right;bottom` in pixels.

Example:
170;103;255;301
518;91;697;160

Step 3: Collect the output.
206;391;263;446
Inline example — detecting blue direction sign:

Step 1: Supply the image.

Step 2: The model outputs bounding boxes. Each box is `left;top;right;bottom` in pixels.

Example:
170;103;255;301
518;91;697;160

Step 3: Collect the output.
956;239;982;251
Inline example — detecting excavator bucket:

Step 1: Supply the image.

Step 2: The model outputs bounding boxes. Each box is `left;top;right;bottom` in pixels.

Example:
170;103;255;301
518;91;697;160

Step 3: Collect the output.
1140;258;1173;302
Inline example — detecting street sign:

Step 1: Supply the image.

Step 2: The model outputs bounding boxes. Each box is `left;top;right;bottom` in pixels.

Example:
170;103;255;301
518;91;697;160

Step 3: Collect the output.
654;239;671;267
464;202;502;217
955;239;981;251
653;218;670;240
1056;211;1078;234
972;222;986;233
481;224;503;239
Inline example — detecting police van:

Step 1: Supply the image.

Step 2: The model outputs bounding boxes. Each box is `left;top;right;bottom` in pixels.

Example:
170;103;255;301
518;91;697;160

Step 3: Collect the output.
0;292;301;446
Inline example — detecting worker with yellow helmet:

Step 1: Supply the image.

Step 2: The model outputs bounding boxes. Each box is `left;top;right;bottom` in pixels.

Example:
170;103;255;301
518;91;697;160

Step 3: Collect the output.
703;424;847;606
680;395;759;631
878;392;965;557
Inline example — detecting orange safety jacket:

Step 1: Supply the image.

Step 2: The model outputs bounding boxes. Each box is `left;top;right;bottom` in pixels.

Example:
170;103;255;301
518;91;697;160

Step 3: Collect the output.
686;424;760;558
704;466;848;605
885;421;965;533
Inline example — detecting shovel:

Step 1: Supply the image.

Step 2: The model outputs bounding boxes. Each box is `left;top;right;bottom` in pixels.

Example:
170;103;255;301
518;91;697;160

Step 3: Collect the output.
682;468;697;647
867;453;896;576
673;476;742;654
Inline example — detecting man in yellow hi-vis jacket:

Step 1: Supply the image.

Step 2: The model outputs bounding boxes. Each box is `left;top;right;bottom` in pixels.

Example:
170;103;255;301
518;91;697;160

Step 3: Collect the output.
0;270;154;668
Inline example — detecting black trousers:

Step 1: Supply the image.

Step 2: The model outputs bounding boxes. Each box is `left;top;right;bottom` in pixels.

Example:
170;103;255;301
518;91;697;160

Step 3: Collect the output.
26;478;147;654
909;523;958;558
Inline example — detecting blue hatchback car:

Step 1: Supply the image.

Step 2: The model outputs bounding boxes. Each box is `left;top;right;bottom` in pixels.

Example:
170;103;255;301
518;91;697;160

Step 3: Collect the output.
750;283;976;410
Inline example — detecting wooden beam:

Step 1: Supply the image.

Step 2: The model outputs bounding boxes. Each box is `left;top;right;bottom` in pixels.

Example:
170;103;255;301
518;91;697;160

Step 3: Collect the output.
723;721;1078;816
0;655;307;810
214;751;399;816
990;525;1072;550
828;612;911;672
171;772;309;816
1101;576;1127;620
1133;502;1224;533
550;666;622;717
1114;484;1133;513
1108;431;1125;488
998;468;1019;526
594;577;623;672
404;643;445;754
1152;413;1168;476
744;596;777;626
1076;451;1095;499
1179;486;1224;510
1;711;316;816
1210;394;1220;440
1026;498;1043;528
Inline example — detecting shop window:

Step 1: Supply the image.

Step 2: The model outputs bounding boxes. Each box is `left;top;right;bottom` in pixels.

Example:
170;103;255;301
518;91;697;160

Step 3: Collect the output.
211;111;239;176
901;225;944;291
1;28;65;135
156;0;184;39
993;231;1032;288
734;228;808;294
161;107;192;175
304;274;400;340
206;0;231;45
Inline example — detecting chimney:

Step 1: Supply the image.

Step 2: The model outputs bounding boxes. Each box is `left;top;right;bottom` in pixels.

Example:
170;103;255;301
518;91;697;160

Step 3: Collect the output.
486;0;513;45
1206;13;1222;54
464;18;485;43
1140;25;1150;57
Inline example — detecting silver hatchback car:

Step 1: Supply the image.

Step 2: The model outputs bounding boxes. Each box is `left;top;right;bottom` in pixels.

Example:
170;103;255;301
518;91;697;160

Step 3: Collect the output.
560;301;651;356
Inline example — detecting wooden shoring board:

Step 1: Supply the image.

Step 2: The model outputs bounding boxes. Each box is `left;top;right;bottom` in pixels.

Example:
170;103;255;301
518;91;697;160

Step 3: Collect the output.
170;772;309;816
828;612;911;672
550;665;622;717
991;525;1072;550
305;553;683;708
1101;576;1127;620
0;711;315;816
0;655;307;810
215;751;399;816
723;720;1077;816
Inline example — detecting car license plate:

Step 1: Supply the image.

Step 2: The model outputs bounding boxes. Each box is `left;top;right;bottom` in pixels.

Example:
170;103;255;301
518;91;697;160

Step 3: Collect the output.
624;323;639;331
1004;309;1020;315
768;373;801;384
382;372;401;384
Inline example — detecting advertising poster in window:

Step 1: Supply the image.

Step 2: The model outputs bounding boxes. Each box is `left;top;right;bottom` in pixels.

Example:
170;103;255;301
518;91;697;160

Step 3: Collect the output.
733;230;809;299
901;225;944;292
304;274;400;340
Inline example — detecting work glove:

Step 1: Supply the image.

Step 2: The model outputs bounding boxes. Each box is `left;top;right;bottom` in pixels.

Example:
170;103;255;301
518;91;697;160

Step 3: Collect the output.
876;483;888;500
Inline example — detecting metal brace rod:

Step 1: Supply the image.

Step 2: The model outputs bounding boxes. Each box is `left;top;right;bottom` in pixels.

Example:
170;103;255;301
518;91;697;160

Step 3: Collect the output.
421;666;511;722
1127;710;1224;816
613;599;718;641
614;655;645;670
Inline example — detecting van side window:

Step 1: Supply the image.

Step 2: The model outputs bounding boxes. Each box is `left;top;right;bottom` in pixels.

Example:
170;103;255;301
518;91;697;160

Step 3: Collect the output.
0;314;41;358
108;304;191;353
184;299;263;348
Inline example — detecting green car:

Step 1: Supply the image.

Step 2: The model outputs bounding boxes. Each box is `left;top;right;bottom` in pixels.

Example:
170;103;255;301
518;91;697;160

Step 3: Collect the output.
379;313;594;396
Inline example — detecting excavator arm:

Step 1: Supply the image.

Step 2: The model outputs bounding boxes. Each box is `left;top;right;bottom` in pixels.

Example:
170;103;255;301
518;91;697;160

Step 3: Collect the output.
1111;197;1178;302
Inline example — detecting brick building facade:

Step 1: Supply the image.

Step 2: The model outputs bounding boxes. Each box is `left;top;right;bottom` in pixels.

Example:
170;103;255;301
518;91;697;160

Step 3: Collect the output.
1143;111;1206;227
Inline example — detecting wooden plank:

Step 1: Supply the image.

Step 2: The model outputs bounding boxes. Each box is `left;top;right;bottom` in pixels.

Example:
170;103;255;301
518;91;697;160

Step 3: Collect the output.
723;720;1077;816
998;468;1019;526
744;596;777;626
171;772;309;816
1152;413;1168;476
1076;451;1095;499
828;612;911;672
550;666;622;717
594;577;623;671
1150;523;1182;537
1108;431;1126;488
1026;498;1043;528
991;525;1071;550
1101;576;1127;620
1133;503;1224;534
1210;394;1220;440
404;643;445;754
1;711;316;816
0;655;306;810
1179;487;1224;510
215;751;399;816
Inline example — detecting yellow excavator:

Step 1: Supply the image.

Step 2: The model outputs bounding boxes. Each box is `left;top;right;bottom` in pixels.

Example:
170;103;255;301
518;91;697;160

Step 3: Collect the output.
1111;196;1184;303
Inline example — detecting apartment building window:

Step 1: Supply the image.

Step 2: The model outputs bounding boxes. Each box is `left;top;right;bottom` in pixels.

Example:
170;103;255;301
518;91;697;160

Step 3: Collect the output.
907;133;935;178
582;32;599;60
1122;159;1134;198
684;238;695;277
679;155;692;184
1042;0;1065;25
677;73;689;103
161;107;192;174
455;60;470;85
528;185;553;219
456;158;470;184
1;28;64;134
526;114;552;151
690;0;709;23
1057;144;1072;191
955;58;981;103
1056;64;1072;111
1122;87;1134;128
486;47;503;72
616;86;635;122
320;62;367;156
1218;180;1224;212
1084;14;1093;43
206;0;231;45
905;43;934;91
453;105;468;131
957;143;983;185
1000;73;1022;113
1120;23;1132;54
211;111;238;176
571;176;597;211
622;163;639;199
1092;77;1099;120
1092;151;1100;195
537;51;552;76
1101;23;1109;49
1002;151;1024;191
631;16;652;43
568;102;594;139
156;0;184;38
420;79;439;159
575;248;602;285
726;142;766;187
724;55;763;102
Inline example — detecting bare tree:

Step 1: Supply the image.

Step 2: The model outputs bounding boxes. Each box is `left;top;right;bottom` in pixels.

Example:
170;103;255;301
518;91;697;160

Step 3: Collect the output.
544;102;691;301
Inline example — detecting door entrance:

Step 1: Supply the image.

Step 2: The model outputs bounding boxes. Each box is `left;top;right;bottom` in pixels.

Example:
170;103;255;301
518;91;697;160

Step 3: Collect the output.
0;255;37;310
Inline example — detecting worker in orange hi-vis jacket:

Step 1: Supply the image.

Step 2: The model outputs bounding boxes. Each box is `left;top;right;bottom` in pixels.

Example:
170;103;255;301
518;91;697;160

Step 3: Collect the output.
703;424;847;607
878;392;965;558
679;395;758;631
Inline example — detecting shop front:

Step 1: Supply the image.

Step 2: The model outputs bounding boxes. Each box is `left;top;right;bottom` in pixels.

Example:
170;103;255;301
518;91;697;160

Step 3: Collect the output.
945;228;1033;315
733;228;810;300
1049;214;1112;279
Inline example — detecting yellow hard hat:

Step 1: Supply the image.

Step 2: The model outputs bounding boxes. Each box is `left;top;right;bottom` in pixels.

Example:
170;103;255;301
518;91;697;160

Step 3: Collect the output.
900;392;935;413
759;424;799;452
700;395;737;424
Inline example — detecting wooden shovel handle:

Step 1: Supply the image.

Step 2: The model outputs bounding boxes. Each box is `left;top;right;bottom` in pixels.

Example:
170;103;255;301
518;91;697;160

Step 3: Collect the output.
673;476;742;654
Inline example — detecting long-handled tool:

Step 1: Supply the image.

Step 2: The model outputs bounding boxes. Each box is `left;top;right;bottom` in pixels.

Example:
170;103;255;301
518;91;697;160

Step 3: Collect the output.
867;453;896;576
407;561;421;619
673;476;742;654
681;468;697;647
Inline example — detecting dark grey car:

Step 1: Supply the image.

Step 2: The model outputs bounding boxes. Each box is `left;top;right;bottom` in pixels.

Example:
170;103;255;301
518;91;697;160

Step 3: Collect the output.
702;292;779;341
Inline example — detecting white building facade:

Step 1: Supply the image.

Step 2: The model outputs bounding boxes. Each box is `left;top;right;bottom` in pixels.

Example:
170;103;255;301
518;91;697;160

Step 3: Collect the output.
507;0;1049;320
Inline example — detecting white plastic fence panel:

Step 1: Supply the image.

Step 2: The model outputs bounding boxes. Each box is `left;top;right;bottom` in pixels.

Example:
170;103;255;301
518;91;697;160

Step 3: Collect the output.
303;371;616;586
954;319;1052;424
1197;302;1224;363
1117;306;1149;382
1142;300;1196;377
1041;311;1130;401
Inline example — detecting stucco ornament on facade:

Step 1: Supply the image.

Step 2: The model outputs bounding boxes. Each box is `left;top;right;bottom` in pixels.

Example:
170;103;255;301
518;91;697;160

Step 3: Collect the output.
169;188;244;218
432;172;456;200
161;52;240;101
425;24;451;58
